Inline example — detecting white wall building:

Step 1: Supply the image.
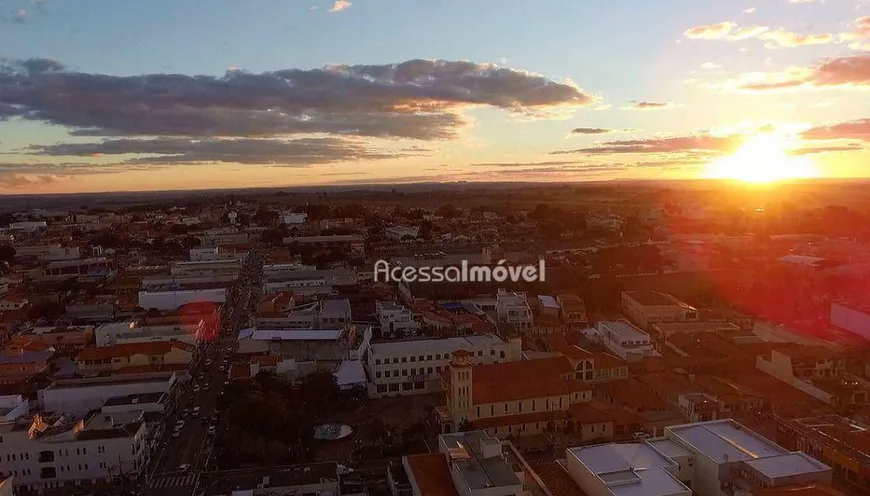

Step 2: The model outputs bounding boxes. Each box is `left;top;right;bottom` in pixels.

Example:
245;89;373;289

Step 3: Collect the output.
594;320;660;362
138;288;226;311
0;395;28;421
39;376;175;417
363;334;520;398
0;410;149;495
496;289;533;330
282;212;308;225
385;226;420;241
376;301;420;337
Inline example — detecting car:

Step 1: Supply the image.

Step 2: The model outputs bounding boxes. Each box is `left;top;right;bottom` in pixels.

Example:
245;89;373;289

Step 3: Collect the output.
204;384;211;391
178;464;190;472
207;426;216;435
171;431;181;439
193;385;200;392
192;407;200;415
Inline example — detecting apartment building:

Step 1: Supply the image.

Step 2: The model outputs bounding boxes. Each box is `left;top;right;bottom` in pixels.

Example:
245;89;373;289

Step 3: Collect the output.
594;320;660;362
39;376;175;417
0;410;150;495
363;334;520;398
620;290;698;329
496;289;533;330
562;419;834;496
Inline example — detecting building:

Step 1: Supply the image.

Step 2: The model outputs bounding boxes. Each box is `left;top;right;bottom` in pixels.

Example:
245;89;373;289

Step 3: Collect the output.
0;348;52;385
830;300;870;340
0;395;29;421
39;375;176;417
194;462;357;496
561;419;834;496
42;258;111;280
399;430;522;496
364;334;520;398
385;226;420;241
0;476;12;496
557;294;588;328
283;235;365;257
76;341;194;374
94;321;202;347
20;326;92;353
756;346;867;407
282;212;308;225
620;291;698;330
256;299;352;330
137;288;226;311
496;289;533;331
0;294;28;311
776;415;870;491
377;301;420;337
439;351;594;437
170;259;241;277
0;409;150;495
594;320;660;362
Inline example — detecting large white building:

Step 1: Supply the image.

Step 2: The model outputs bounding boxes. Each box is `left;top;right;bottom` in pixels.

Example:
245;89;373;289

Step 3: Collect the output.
376;301;420;337
594;320;660;362
561;419;833;496
363;334;520;398
496;289;533;330
38;376;176;417
0;409;150;494
137;288;226;311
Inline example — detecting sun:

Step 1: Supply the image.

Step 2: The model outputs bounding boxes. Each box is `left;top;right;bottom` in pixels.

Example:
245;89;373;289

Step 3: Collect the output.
704;133;821;183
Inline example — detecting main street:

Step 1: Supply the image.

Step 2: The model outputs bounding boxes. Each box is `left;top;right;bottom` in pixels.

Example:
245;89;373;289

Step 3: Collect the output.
143;245;264;496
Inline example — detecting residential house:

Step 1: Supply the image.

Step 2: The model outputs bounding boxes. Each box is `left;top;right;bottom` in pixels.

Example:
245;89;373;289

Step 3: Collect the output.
620;291;698;330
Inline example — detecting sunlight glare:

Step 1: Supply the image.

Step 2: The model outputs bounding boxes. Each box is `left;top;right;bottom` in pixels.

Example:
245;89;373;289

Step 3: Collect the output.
704;133;821;183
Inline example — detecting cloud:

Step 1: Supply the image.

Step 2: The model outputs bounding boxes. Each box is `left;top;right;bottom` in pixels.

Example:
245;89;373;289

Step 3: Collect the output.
551;134;742;157
0;172;69;190
842;16;870;41
28;137;418;166
790;144;865;154
802;118;870;141
683;21;833;47
0;58;593;142
470;160;580;167
734;54;870;91
571;127;614;135
701;62;722;70
744;7;757;13
329;0;351;13
625;101;674;110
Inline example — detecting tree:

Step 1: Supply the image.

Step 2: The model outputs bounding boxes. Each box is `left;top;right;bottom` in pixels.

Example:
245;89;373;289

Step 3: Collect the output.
298;371;340;417
435;204;459;220
0;245;16;265
419;220;433;241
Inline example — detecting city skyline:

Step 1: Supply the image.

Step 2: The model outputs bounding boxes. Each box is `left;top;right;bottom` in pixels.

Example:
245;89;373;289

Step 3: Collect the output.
1;0;869;194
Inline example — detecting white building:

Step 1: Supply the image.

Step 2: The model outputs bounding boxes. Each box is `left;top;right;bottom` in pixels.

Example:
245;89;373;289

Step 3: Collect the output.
376;301;420;337
39;376;176;417
0;409;149;495
385;226;420;241
8;221;47;232
594;320;660;362
363;334;520;398
94;322;201;347
39;246;81;262
562;419;833;496
170;259;240;277
138;288;226;311
496;289;533;330
282;212;308;225
0;395;28;421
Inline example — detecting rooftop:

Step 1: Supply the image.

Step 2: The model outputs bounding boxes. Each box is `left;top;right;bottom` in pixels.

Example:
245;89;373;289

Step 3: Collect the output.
440;430;522;491
102;392;166;407
598;321;650;342
369;333;506;356
666;419;787;464
471;356;574;404
404;453;459;496
198;462;340;494
246;329;346;341
567;442;689;496
623;290;686;307
743;452;830;480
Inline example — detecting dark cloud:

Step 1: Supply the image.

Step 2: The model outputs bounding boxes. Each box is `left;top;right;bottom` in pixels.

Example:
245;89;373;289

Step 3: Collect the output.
0;58;593;141
801;118;870;142
551;135;740;155
470;160;580;167
738;54;870;91
29;137;417;166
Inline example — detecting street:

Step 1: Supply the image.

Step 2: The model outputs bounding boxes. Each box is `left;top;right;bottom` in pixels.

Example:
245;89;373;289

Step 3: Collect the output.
143;246;263;496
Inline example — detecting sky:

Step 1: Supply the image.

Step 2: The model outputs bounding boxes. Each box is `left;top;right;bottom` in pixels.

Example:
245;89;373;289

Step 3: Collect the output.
0;0;869;194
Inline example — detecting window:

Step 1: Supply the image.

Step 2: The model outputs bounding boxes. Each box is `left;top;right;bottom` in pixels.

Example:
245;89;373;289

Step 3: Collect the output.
518;401;522;412
436;366;441;373
419;355;424;361
401;357;407;363
97;446;106;454
402;369;408;376
377;384;387;393
436;354;441;360
477;350;483;356
388;383;399;392
500;351;505;359
375;371;381;378
375;359;381;365
410;356;416;362
427;367;433;373
490;349;495;356
532;400;536;411
392;357;398;364
427;355;432;360
393;370;399;377
491;405;494;415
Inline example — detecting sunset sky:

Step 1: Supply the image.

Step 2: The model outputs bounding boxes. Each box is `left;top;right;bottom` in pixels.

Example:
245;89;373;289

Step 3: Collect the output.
0;0;869;194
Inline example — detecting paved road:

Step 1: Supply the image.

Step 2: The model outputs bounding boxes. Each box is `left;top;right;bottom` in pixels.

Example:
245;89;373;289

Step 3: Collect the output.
142;246;264;496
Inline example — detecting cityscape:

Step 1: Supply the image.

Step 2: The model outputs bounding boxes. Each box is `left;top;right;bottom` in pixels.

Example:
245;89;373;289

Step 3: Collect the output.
2;0;870;495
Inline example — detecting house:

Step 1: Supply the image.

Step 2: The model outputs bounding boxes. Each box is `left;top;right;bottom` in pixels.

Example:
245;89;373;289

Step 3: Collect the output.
757;346;868;408
496;289;533;331
0;348;52;385
0;294;27;311
620;291;698;330
556;294;587;328
377;301;420;337
76;342;194;373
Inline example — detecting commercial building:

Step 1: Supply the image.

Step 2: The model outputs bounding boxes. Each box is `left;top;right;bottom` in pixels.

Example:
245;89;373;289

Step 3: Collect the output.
256;299;352;330
620;291;698;330
562;419;834;496
42;258;111;280
94;321;201;347
76;341;194;374
594;320;660;362
364;334;520;398
282;235;365;257
557;293;588;328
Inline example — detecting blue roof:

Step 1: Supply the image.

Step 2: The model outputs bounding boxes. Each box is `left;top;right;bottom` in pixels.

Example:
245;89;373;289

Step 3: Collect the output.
0;350;52;365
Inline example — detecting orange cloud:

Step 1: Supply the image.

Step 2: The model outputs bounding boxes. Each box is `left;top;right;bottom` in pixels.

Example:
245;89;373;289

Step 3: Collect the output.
735;54;870;91
684;21;833;47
